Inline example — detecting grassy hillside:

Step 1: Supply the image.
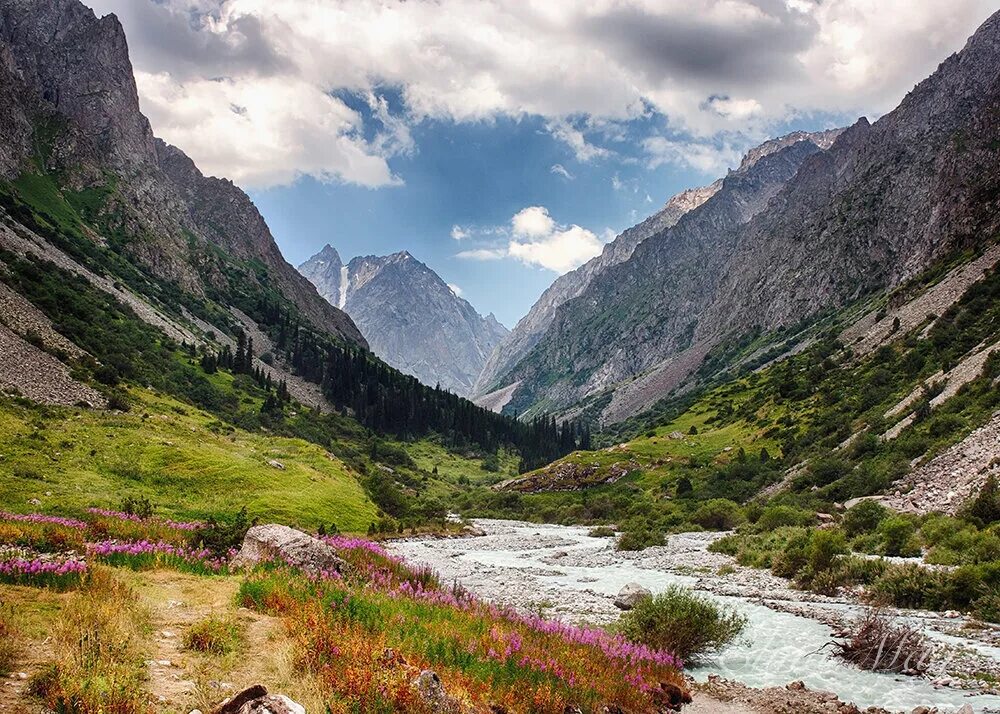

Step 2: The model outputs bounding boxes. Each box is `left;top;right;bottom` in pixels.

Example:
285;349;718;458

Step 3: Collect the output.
0;391;378;531
456;251;1000;546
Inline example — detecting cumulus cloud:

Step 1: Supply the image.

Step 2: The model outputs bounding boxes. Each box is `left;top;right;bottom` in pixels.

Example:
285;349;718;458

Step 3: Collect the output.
457;206;605;274
447;283;464;297
450;225;470;241
86;0;998;185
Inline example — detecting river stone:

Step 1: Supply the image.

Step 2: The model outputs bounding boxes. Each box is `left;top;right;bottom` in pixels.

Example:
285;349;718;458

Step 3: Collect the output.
614;582;651;610
231;524;347;575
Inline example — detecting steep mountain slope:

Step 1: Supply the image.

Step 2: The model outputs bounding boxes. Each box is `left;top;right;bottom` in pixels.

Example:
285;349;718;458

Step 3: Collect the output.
498;12;1000;425
300;245;508;395
472;179;722;403
0;0;365;347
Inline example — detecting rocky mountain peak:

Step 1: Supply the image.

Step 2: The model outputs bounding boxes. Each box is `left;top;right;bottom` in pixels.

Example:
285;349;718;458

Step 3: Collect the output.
300;245;508;396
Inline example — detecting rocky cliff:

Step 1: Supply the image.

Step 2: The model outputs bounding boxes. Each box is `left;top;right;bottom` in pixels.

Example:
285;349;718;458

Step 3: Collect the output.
0;0;365;347
496;10;1000;424
300;246;508;395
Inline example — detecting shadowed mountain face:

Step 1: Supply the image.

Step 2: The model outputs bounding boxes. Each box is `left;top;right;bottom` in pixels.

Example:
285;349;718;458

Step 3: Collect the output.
489;11;1000;424
300;246;508;396
472;128;845;407
0;0;365;347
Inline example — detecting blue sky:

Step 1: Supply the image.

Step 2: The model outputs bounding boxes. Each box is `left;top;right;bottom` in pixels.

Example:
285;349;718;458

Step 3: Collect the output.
250;109;844;326
85;0;998;327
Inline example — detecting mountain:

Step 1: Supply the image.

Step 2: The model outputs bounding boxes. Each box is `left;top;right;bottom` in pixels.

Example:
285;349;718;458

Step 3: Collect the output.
473;129;843;409
300;245;508;396
492;11;1000;425
0;0;365;348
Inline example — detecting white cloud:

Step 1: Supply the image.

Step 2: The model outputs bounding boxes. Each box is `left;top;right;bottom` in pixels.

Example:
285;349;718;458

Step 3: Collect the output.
456;206;606;274
508;224;604;274
511;206;556;239
456;248;506;261
88;0;998;187
447;283;463;297
136;71;402;188
545;120;611;162
550;163;574;180
450;225;469;241
642;136;743;175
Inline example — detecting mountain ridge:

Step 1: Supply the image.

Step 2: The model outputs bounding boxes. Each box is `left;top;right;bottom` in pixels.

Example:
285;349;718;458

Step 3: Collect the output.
299;244;508;396
491;9;1000;425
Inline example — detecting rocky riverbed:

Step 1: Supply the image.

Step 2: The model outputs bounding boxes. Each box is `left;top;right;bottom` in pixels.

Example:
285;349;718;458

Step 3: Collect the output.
388;520;1000;714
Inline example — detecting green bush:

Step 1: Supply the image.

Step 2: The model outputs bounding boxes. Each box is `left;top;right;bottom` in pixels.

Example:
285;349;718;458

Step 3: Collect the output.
616;519;665;551
841;500;888;537
691;499;744;531
755;505;812;532
616;586;748;663
877;516;921;557
183;616;241;655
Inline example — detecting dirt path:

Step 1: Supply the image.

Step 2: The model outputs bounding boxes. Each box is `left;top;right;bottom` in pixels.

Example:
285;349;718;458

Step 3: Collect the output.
130;571;319;714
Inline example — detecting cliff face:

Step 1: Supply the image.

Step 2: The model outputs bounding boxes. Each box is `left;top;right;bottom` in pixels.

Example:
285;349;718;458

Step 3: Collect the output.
473;128;844;405
0;0;366;347
300;247;508;395
497;10;1000;424
472;178;722;401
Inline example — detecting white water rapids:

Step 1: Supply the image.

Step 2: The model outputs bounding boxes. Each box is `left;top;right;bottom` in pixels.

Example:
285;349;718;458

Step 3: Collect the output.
389;520;1000;713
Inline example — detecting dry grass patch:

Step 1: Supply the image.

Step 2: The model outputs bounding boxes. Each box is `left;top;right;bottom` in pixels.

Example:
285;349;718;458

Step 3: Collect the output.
29;567;151;714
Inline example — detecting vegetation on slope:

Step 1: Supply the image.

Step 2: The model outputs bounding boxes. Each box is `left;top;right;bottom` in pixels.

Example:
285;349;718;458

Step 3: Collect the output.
0;510;689;714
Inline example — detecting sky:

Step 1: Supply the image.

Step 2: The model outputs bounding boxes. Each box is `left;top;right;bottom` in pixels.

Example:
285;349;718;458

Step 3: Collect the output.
84;0;998;328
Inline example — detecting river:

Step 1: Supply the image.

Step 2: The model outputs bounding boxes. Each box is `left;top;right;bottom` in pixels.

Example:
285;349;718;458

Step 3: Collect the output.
388;519;1000;713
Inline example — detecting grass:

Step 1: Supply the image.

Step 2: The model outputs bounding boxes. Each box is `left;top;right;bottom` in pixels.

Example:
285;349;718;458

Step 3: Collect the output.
0;510;690;714
184;616;242;655
29;567;150;714
0;605;22;676
0;391;378;531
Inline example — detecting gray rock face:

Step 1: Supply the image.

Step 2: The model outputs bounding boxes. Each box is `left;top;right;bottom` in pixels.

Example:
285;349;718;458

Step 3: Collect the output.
502;136;829;419
472;179;722;401
499;10;1000;424
300;246;508;396
231;524;347;576
613;582;651;610
0;0;366;348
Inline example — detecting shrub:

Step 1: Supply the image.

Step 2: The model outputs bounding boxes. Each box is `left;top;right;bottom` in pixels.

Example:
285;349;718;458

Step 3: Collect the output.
616;586;748;663
806;529;848;575
831;610;931;674
191;507;255;557
617;520;665;551
842;500;888;537
965;475;1000;525
755;505;812;532
877;516;921;557
119;496;154;519
588;526;616;538
183;616;241;655
691;499;744;531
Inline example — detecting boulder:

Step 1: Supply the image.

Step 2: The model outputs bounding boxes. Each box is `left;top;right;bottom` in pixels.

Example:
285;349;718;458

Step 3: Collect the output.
613;582;651;610
231;524;347;575
211;685;305;714
413;670;460;713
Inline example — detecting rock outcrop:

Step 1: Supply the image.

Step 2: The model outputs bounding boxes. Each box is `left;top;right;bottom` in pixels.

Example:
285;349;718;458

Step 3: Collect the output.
300;247;507;396
231;524;347;576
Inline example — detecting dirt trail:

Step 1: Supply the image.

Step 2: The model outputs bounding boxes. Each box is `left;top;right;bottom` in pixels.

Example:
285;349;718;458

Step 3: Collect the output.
133;571;313;714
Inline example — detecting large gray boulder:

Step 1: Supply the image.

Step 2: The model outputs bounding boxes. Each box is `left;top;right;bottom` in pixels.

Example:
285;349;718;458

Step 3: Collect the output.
614;582;652;610
231;524;347;575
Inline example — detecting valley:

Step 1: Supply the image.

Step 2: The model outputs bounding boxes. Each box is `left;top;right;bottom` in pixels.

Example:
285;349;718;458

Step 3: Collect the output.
1;0;999;712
